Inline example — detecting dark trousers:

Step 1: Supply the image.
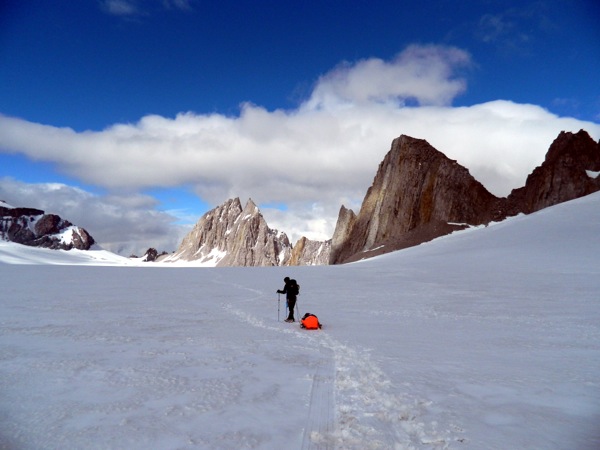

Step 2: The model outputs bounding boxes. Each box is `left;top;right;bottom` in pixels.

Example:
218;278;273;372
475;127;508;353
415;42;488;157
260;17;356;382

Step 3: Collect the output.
286;297;297;320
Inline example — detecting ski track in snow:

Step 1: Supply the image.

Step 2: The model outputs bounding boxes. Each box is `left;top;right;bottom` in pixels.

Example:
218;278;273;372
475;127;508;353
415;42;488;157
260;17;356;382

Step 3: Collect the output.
222;281;459;450
300;345;334;450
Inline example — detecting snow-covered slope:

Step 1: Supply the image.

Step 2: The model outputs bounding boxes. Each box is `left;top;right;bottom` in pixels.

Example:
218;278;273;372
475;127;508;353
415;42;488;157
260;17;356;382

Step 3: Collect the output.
0;242;136;265
1;193;599;449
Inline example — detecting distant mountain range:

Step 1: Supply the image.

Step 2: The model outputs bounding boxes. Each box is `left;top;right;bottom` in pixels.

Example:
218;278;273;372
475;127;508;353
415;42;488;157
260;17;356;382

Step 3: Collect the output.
2;130;599;266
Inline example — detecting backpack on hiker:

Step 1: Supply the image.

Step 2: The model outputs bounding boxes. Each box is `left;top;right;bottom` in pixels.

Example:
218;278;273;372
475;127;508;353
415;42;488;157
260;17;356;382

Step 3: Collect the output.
289;279;300;296
300;313;321;330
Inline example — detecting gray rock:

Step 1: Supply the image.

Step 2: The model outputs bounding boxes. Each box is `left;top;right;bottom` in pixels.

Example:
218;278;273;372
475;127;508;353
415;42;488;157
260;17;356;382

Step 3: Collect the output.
166;198;292;267
288;237;331;266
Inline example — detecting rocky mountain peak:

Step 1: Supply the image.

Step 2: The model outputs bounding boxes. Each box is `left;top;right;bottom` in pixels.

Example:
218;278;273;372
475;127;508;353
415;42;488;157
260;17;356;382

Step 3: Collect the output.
330;135;498;264
163;197;292;267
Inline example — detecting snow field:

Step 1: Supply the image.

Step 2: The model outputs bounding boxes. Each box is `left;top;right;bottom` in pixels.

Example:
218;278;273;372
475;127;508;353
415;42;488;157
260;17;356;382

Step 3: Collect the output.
1;192;600;449
228;300;453;449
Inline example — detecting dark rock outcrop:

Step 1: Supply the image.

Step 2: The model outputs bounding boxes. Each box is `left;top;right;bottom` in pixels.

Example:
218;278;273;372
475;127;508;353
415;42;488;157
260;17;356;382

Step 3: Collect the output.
143;248;159;262
330;130;600;264
0;202;95;250
164;198;292;267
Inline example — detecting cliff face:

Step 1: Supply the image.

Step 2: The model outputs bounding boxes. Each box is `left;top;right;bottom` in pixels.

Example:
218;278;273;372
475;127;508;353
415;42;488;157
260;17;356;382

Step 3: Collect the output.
328;206;356;267
287;237;331;266
164;198;292;267
330;135;498;264
0;202;95;251
219;199;292;267
330;130;600;264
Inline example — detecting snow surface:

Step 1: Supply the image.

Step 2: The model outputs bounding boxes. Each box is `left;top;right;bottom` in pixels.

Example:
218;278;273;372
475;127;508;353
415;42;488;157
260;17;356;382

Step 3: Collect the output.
1;193;600;449
56;227;79;247
0;243;137;266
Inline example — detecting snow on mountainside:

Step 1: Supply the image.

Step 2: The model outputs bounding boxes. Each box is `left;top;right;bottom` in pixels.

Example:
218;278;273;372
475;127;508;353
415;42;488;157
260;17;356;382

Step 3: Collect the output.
1;192;599;449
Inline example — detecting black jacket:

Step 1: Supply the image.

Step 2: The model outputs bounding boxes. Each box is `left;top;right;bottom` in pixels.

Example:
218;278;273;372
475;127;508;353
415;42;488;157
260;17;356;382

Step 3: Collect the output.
278;280;298;300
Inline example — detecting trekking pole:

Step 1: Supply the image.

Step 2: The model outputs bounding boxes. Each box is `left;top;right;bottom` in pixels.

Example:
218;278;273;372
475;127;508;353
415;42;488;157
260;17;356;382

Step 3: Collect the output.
277;293;280;322
296;299;300;320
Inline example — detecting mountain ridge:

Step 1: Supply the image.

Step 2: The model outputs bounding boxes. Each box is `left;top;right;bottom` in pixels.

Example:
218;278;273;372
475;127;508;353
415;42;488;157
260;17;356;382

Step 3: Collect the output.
161;197;293;267
330;129;600;264
3;129;598;266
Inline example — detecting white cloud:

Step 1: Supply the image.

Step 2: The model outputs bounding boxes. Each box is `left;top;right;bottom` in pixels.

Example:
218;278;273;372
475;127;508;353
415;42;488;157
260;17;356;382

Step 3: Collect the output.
305;45;471;109
1;44;599;247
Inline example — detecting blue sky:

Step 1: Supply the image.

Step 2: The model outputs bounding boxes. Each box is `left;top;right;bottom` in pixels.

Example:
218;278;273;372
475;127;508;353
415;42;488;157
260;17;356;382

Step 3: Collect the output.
1;0;599;255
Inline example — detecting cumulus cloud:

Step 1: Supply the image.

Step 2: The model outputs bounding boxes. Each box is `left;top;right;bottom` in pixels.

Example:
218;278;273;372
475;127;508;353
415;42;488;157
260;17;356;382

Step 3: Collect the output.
306;45;471;108
0;178;187;256
1;44;599;248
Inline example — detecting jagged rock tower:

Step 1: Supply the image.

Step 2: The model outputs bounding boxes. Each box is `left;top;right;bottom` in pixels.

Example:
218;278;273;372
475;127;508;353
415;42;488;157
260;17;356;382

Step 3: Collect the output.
164;198;292;267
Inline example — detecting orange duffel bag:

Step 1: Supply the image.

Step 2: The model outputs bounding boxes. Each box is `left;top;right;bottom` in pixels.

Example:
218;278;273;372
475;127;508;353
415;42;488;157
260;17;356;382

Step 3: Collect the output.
300;313;322;330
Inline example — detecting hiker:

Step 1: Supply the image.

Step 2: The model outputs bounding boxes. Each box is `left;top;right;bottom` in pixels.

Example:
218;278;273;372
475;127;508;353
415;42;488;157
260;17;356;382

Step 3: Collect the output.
277;277;299;322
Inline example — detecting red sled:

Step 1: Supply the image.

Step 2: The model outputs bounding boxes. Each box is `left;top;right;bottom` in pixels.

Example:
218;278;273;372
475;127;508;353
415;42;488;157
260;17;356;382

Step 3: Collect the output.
300;313;322;330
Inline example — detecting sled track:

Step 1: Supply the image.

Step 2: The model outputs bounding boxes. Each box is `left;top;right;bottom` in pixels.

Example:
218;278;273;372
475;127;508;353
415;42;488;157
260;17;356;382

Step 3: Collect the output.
301;345;335;450
224;302;462;449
